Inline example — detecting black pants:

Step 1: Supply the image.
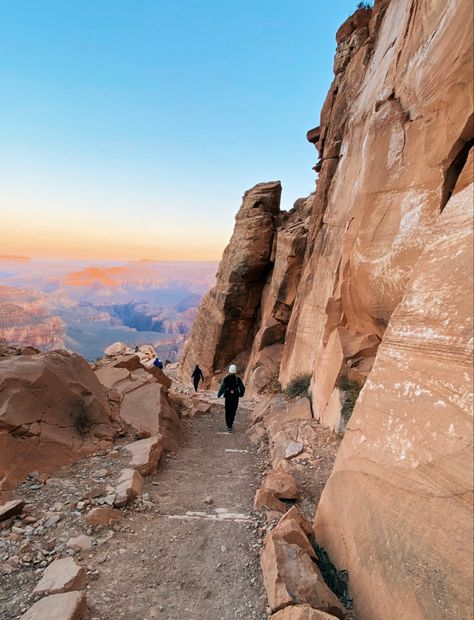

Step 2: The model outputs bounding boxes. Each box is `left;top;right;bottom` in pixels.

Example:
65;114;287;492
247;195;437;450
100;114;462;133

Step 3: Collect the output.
193;378;200;391
225;396;239;428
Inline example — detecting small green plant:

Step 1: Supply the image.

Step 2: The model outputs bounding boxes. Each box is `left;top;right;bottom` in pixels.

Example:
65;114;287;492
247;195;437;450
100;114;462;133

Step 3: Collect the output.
357;1;373;8
340;377;362;426
314;543;353;609
284;374;311;398
74;405;92;435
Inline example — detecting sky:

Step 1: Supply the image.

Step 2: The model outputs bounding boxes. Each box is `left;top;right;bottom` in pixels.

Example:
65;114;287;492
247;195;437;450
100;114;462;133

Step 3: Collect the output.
0;1;358;261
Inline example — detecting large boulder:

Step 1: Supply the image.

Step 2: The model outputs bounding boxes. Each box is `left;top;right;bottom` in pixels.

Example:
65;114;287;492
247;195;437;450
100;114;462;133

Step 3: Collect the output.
0;350;115;497
120;383;181;449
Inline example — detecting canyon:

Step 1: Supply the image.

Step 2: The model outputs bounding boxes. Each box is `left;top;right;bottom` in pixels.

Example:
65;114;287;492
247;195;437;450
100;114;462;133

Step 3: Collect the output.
0;259;217;361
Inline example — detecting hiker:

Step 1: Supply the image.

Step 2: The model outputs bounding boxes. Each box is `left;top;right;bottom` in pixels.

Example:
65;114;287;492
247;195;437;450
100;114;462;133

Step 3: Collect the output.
191;365;204;392
217;364;245;432
153;357;163;370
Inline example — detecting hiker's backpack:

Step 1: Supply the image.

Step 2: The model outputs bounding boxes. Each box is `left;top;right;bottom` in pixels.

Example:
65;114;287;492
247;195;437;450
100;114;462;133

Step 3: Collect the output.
225;375;245;397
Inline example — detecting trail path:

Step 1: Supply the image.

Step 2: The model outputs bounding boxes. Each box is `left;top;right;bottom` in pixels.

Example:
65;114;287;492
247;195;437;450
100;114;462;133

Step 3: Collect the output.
87;397;269;620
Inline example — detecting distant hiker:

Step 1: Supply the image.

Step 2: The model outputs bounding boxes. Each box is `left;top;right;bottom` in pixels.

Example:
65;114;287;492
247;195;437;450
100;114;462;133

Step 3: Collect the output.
217;364;245;432
153;357;163;370
191;365;204;392
134;345;139;352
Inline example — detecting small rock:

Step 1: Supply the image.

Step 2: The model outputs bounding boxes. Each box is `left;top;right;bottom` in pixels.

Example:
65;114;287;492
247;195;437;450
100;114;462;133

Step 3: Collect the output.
44;515;61;528
0;499;25;522
285;441;304;460
33;557;87;595
113;469;144;507
92;469;108;479
85;507;121;527
67;535;93;551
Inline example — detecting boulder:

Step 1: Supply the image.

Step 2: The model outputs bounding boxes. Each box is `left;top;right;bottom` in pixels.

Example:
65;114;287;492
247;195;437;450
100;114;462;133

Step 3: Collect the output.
262;467;300;500
94;366;130;389
110;354;143;372
277;506;313;537
33;557;86;595
104;342;128;357
0;350;115;497
119;383;181;450
114;468;144;507
145;364;172;390
85;507;121;526
267;517;315;559
254;489;287;513
261;532;345;617
123;436;164;476
21;591;86;620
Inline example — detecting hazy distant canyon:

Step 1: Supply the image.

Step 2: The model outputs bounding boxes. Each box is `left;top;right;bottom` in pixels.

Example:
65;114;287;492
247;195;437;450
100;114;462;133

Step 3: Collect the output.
0;257;218;360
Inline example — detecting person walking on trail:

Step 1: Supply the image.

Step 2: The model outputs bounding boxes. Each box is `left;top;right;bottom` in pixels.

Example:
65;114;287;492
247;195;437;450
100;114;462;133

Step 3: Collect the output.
191;364;204;392
217;364;245;432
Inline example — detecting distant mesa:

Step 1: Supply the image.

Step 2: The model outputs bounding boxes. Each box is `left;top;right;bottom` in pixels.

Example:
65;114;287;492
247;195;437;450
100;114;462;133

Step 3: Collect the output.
64;266;128;287
0;254;31;262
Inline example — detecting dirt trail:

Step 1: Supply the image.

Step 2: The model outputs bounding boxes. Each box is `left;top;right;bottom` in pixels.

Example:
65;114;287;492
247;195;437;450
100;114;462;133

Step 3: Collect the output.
86;397;269;620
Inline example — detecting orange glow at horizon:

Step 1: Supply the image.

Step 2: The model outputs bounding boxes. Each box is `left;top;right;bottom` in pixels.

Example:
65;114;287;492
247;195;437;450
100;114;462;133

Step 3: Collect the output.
1;215;227;262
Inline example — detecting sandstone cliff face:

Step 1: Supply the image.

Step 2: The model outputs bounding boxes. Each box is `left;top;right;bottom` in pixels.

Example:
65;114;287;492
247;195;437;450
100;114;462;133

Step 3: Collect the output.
180;0;473;617
316;182;473;620
281;0;473;420
179;182;309;393
0;348;116;497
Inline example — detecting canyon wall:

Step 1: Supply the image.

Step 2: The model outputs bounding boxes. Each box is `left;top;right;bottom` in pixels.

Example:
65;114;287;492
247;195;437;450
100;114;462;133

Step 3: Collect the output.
180;0;473;618
0;287;65;351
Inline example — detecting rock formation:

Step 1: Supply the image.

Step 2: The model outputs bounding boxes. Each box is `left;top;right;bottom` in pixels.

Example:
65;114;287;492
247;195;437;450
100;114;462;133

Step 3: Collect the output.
181;1;473;618
179;182;309;393
0;348;116;497
0;286;65;351
315;181;474;620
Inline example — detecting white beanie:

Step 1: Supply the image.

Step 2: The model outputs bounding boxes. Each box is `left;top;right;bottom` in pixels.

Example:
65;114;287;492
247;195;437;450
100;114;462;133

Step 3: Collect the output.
228;364;237;374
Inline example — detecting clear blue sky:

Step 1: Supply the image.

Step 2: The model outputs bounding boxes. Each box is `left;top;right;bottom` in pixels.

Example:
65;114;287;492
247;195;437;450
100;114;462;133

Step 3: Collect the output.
0;0;358;260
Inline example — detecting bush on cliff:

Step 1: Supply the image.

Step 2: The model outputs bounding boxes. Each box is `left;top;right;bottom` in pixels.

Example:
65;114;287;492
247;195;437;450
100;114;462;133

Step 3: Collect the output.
340;377;362;427
74;405;93;435
284;374;311;398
